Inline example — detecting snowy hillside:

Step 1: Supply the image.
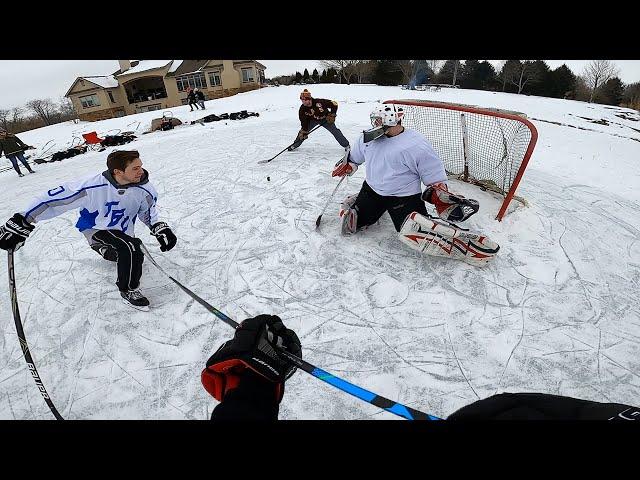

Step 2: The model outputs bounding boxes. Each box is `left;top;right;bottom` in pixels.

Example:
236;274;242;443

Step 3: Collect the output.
1;84;639;419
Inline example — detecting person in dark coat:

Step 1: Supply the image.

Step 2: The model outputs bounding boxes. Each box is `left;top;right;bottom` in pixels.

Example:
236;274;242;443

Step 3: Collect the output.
194;88;206;110
186;87;200;111
287;88;349;152
202;315;639;421
0;128;34;177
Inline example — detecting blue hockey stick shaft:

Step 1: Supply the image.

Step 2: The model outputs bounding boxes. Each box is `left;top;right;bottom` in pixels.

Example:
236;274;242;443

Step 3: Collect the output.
141;244;441;420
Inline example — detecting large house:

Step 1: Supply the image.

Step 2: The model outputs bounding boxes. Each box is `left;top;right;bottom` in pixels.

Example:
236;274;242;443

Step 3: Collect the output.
65;60;266;121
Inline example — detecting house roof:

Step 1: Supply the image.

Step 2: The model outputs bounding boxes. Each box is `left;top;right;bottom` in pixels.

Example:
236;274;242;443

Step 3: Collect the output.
85;76;119;88
168;60;183;73
234;60;267;70
64;75;119;97
167;60;209;77
116;60;172;76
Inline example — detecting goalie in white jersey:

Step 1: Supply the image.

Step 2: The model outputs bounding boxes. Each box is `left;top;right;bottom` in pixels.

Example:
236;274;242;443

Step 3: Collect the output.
331;104;499;265
0;150;177;309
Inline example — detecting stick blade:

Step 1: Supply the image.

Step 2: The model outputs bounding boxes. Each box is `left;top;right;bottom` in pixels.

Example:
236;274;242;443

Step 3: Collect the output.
315;214;323;229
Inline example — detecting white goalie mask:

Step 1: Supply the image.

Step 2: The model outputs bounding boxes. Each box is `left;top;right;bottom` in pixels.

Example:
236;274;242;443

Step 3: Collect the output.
370;104;404;128
363;104;405;143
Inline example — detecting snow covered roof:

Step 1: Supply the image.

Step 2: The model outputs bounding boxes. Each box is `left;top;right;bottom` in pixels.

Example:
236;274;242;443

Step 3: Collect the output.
117;60;172;76
168;60;183;73
82;76;119;89
167;60;209;77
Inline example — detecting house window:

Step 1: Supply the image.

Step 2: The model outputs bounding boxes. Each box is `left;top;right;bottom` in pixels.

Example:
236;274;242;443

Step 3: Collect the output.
241;68;255;83
108;91;115;103
176;73;207;91
208;71;221;87
79;94;101;108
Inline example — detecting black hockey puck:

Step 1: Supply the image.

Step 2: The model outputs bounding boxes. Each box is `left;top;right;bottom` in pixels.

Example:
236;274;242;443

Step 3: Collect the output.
267;176;271;181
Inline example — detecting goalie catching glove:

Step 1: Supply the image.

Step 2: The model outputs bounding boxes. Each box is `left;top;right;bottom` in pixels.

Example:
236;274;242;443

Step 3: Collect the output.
423;183;479;222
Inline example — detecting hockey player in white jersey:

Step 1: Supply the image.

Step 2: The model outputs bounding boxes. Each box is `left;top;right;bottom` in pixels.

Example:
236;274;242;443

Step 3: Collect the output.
0;150;177;309
331;104;499;265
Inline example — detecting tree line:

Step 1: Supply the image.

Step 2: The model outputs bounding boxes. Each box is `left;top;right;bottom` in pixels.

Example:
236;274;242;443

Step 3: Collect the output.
269;60;640;111
0;97;78;135
2;61;638;135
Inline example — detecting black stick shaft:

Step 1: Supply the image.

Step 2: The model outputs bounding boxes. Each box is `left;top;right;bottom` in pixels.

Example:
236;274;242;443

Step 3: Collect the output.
7;251;63;420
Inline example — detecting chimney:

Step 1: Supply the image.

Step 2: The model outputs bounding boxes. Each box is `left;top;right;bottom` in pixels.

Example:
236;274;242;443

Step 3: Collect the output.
118;60;131;73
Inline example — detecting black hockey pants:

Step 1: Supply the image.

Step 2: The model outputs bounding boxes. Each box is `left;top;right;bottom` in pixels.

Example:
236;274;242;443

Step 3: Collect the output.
92;229;144;292
353;181;429;232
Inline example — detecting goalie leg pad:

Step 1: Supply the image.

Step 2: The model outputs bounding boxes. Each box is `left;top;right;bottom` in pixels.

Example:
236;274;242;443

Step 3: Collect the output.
399;212;499;265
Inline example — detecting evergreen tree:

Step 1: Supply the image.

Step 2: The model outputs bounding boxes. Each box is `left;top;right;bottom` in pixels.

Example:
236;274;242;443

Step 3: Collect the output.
460;59;482;90
303;68;310;82
295;71;303;84
437;60;463;86
525;60;551;96
326;67;338;83
622;82;640;110
547;64;577;99
477;61;497;90
598;77;625;105
372;60;403;86
312;68;320;83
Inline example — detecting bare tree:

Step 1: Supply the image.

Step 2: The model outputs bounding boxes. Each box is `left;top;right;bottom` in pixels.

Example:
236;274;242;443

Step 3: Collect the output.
452;60;460;86
582;60;620;103
0;109;9;131
350;60;374;83
426;60;443;75
395;60;415;84
11;107;23;126
502;60;541;94
319;60;358;84
26;98;58;126
58;96;77;120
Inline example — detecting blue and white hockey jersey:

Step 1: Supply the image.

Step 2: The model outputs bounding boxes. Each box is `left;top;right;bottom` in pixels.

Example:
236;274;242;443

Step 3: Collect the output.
20;169;160;244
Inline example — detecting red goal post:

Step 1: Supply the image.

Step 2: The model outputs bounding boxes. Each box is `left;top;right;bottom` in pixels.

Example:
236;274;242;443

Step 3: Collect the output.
384;100;538;221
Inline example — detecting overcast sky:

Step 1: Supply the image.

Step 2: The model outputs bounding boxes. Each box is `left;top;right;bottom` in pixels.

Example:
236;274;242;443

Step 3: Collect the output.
1;60;639;110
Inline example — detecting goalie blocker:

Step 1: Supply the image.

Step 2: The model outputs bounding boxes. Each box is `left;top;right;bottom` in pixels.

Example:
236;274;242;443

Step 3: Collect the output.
399;212;499;265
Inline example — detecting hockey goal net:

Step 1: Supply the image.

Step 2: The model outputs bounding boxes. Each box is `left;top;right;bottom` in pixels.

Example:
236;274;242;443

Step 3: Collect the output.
384;100;538;221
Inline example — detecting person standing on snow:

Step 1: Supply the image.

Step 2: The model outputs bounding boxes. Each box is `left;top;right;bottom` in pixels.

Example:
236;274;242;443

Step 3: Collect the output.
0;150;177;310
0;128;35;177
194;88;206;110
288;89;350;152
186;87;200;111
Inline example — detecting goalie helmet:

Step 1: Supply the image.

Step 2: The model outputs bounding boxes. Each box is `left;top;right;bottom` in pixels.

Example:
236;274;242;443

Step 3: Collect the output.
369;104;404;128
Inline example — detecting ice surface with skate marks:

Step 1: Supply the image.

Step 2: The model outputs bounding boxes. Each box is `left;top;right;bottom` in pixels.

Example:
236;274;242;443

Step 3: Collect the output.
1;84;639;419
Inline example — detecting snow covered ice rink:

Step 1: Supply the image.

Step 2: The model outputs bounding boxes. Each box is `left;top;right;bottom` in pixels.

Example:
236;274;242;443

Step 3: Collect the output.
1;84;639;419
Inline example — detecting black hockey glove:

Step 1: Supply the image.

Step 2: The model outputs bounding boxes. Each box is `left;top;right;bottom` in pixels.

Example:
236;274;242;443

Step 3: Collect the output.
201;314;302;403
150;222;177;251
0;213;34;252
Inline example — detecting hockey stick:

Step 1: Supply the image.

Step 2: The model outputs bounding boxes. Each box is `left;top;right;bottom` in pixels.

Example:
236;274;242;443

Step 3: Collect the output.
258;122;325;164
7;251;64;420
315;175;346;229
140;244;440;421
